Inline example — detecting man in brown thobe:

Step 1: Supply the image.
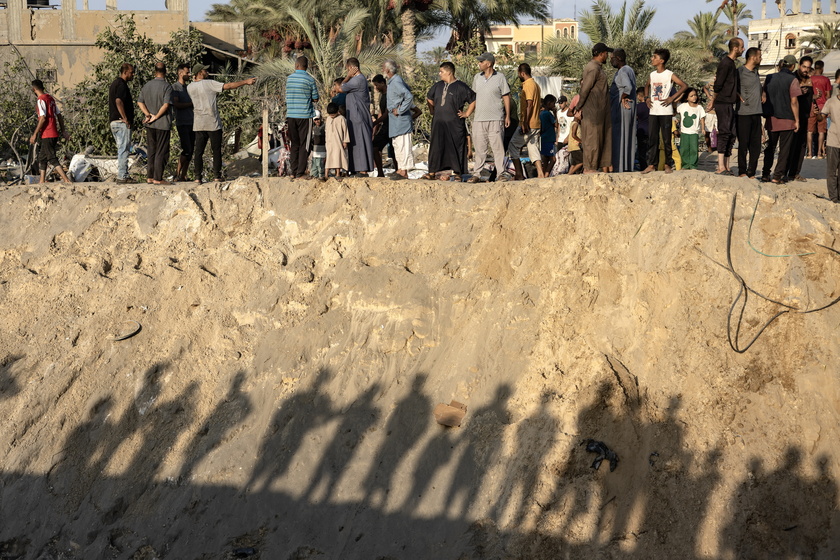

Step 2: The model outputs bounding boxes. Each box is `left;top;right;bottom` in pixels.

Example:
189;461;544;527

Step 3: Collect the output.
575;42;613;173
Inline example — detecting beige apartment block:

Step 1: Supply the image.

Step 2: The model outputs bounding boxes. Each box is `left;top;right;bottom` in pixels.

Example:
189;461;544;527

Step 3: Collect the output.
750;0;840;74
0;0;244;90
486;18;578;58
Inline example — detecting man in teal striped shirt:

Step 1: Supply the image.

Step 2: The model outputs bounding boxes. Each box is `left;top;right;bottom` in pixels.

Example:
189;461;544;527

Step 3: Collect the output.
286;56;320;178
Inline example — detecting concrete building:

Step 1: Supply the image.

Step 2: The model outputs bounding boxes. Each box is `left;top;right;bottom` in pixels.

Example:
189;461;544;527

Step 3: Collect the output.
749;0;840;74
0;0;245;91
485;18;579;58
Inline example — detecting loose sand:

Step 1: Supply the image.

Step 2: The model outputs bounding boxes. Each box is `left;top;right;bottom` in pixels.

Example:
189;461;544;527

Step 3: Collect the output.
0;171;839;559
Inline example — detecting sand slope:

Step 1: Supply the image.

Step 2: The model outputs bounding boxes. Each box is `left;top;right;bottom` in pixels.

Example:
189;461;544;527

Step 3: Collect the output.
1;173;839;559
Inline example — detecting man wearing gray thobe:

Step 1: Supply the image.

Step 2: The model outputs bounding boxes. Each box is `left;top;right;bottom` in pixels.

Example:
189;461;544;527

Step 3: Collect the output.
609;48;636;173
340;57;374;175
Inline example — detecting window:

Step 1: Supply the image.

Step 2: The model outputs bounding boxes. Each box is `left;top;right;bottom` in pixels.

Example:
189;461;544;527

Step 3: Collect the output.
36;69;56;83
563;28;568;38
571;27;575;38
763;33;768;39
786;33;796;49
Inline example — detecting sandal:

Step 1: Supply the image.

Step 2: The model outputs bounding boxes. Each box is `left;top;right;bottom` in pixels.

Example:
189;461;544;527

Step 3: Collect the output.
466;175;481;183
421;172;436;180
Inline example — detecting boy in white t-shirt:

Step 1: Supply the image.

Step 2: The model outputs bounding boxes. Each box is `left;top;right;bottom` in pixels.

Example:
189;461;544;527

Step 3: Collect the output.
641;48;688;174
676;88;706;169
820;85;840;202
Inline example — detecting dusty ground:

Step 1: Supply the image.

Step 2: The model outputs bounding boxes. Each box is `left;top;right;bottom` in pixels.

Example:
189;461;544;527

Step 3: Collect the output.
1;170;839;559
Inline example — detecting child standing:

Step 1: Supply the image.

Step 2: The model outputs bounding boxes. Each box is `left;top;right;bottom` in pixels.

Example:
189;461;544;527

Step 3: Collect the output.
311;110;326;180
325;103;349;178
676;88;706;169
642;48;688;174
567;110;584;175
540;95;558;175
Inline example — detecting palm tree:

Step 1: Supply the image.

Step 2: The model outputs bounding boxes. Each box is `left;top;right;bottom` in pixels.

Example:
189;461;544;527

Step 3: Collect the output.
424;46;449;64
438;0;551;54
386;1;448;76
720;1;752;38
674;12;729;56
207;0;302;60
256;7;403;102
578;0;656;44
705;0;751;39
801;21;840;57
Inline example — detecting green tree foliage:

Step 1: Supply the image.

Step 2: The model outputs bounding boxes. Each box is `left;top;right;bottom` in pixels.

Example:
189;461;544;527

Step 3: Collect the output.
718;1;753;39
256;7;403;103
436;0;551;54
207;0;446;61
674;12;729;60
802;21;840;57
61;15;206;155
579;0;656;44
0;58;38;167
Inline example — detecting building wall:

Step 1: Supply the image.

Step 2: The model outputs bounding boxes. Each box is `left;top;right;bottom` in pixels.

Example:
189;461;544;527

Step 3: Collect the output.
749;3;840;74
486;19;578;58
0;3;242;91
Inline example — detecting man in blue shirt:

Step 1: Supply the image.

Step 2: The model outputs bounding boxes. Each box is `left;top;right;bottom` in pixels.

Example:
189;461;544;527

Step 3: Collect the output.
285;56;320;178
383;60;415;180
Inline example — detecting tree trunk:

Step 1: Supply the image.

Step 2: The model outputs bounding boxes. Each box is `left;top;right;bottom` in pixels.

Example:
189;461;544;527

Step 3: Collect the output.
401;8;417;79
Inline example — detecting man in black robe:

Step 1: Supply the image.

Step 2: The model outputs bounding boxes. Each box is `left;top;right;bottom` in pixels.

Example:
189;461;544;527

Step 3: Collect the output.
425;62;476;181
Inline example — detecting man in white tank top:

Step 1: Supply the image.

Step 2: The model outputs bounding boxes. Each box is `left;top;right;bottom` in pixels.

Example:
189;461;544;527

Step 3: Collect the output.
641;48;688;174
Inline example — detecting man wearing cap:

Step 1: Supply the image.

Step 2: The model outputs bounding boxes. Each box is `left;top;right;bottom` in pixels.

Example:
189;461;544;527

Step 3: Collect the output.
713;38;744;174
576;42;612;173
469;52;511;182
761;54;802;183
609;47;636;173
285;55;319;179
187;64;256;183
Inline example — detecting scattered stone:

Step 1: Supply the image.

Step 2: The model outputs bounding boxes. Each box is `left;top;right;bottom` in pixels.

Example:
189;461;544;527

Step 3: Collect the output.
434;400;467;427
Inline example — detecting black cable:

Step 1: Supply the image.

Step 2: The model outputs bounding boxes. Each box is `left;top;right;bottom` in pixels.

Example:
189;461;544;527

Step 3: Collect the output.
725;193;840;353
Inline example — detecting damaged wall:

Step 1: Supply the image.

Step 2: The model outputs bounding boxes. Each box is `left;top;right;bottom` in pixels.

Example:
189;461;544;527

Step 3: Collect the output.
0;2;242;91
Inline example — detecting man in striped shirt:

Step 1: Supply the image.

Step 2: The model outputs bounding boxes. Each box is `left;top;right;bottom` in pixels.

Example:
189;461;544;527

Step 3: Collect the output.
285;56;320;178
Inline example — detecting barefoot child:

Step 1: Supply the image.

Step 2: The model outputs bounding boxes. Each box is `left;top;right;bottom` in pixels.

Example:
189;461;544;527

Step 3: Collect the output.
676;88;706;170
642;48;688;174
567;110;584;175
325;103;349;178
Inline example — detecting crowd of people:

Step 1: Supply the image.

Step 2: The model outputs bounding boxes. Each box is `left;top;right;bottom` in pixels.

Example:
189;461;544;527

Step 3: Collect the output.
22;46;840;201
277;45;840;203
